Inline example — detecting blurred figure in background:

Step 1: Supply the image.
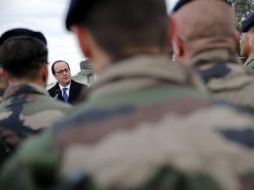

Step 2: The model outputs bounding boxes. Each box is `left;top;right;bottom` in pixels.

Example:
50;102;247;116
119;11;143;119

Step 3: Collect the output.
72;60;96;85
0;28;72;164
172;0;254;110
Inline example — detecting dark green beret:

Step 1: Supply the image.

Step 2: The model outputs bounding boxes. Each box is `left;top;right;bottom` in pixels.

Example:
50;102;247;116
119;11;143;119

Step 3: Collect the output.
0;28;47;46
66;0;98;30
241;12;254;33
172;0;192;12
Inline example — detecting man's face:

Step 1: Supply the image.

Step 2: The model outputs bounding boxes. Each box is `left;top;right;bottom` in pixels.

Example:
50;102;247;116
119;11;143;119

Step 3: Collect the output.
53;62;71;86
240;32;251;57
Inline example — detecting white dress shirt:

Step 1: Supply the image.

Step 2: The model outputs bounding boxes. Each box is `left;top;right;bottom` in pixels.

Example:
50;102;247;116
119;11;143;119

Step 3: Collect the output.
59;82;71;97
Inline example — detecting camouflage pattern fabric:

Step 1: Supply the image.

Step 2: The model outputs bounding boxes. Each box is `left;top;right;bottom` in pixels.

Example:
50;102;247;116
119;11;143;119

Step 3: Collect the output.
243;55;254;71
0;89;4;104
190;48;254;110
0;83;72;165
2;56;254;190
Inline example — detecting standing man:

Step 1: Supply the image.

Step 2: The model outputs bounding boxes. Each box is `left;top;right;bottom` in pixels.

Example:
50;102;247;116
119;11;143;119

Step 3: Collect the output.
240;12;254;70
172;0;254;109
0;28;72;163
48;60;86;104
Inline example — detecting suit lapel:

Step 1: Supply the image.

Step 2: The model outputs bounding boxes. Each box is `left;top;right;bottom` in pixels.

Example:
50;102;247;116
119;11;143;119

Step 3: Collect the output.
68;80;76;102
55;83;64;101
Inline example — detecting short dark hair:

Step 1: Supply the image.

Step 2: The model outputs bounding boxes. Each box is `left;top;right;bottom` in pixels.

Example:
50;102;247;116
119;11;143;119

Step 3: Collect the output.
73;0;168;60
51;60;70;75
0;37;48;79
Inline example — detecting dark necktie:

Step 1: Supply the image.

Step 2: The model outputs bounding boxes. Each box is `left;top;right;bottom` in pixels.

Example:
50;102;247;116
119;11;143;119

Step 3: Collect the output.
62;88;69;103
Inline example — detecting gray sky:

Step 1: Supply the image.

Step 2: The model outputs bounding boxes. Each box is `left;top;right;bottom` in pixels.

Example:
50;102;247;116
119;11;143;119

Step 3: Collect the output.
0;0;178;84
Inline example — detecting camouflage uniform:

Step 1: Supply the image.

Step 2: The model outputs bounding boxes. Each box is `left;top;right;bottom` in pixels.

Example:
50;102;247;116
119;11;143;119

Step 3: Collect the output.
2;55;254;190
190;48;254;110
0;89;4;103
0;77;7;103
0;83;72;164
243;54;254;71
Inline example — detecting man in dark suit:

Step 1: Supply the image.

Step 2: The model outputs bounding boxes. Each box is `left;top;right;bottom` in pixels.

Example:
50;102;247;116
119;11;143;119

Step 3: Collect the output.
48;60;86;104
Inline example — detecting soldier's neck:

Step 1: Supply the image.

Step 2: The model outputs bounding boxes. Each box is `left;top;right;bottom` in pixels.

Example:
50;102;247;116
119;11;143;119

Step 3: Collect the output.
9;78;46;88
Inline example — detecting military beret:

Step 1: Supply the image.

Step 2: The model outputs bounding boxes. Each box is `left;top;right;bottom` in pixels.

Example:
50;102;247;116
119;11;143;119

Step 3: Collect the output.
172;0;230;13
0;28;47;46
66;0;97;30
241;12;254;33
172;0;192;12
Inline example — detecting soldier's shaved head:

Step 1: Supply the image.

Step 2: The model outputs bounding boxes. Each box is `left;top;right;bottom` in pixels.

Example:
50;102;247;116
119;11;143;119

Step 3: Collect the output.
172;0;236;60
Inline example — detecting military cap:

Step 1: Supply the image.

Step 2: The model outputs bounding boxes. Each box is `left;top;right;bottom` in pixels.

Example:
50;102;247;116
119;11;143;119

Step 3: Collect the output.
66;0;97;30
0;28;47;46
172;0;230;13
172;0;192;12
241;12;254;33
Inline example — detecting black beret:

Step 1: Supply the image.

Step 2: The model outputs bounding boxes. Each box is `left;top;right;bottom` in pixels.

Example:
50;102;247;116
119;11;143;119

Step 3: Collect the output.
66;0;97;30
172;0;192;12
0;28;47;46
172;0;231;13
241;12;254;33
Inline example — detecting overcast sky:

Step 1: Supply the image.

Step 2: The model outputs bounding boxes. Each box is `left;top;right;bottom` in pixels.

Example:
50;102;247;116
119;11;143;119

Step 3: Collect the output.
0;0;178;84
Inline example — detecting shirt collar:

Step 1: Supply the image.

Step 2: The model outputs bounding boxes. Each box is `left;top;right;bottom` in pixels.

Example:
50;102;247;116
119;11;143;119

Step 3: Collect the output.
189;48;239;67
3;83;47;100
59;81;71;91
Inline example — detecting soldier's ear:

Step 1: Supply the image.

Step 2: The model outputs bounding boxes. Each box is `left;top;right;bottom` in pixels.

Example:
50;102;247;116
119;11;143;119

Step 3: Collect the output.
0;68;9;87
71;26;92;59
172;34;184;58
175;36;184;57
40;65;48;87
234;31;240;46
170;16;184;58
168;16;176;45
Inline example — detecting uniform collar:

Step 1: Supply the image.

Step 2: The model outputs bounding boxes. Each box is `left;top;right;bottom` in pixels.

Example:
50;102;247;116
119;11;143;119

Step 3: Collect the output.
90;55;207;98
243;53;254;67
3;83;47;100
190;48;240;67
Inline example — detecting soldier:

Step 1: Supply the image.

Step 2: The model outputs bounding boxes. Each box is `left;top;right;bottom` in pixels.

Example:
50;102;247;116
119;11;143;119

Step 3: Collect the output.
240;12;254;70
0;28;72;163
2;0;254;190
172;0;254;110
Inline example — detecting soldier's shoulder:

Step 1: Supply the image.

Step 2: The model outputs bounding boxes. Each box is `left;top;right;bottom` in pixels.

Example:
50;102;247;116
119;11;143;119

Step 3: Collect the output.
71;79;87;87
244;58;254;71
214;62;254;86
30;94;72;110
19;95;72;128
52;83;209;131
57;101;254;190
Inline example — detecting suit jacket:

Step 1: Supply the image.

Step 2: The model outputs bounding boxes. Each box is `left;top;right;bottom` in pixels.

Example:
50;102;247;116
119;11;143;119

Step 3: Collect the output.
48;80;86;104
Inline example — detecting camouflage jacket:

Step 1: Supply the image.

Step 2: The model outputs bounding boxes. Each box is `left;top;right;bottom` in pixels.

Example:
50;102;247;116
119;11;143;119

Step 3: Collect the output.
0;89;4;104
2;56;254;190
0;83;72;165
190;48;254;109
243;54;254;71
